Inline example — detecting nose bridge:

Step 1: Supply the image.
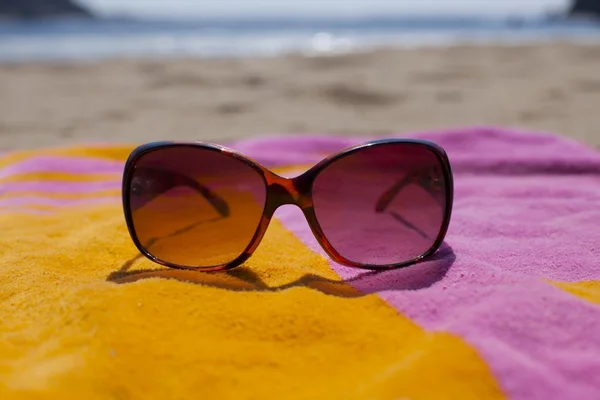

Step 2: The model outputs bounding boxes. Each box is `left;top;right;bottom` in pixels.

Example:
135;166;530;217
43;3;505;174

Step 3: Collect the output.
264;172;312;215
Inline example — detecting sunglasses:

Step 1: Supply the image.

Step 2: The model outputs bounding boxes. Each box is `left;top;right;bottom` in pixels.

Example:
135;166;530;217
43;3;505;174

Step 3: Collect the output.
122;139;454;272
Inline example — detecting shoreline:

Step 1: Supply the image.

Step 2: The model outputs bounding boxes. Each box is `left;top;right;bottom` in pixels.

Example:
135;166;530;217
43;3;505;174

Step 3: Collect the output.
2;34;600;65
1;41;599;151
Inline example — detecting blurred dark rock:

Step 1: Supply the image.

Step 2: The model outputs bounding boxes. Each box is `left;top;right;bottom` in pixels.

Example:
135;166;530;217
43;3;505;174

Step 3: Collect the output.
569;0;600;17
0;0;92;19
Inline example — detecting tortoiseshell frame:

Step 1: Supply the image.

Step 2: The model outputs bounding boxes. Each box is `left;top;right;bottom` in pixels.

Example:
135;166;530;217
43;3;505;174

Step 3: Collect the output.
122;139;454;272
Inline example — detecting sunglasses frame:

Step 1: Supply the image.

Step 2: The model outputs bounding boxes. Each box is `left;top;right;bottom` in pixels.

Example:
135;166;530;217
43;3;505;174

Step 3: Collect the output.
122;138;454;272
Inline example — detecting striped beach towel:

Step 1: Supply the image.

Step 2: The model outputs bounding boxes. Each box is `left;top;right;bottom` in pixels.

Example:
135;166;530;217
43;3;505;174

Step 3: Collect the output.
1;127;600;399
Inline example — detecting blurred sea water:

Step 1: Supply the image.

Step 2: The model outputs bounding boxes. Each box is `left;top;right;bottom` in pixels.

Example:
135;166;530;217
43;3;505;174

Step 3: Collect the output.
0;15;599;62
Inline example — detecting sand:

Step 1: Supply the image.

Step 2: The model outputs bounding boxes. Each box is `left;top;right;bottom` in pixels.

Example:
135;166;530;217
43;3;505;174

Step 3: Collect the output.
1;41;599;151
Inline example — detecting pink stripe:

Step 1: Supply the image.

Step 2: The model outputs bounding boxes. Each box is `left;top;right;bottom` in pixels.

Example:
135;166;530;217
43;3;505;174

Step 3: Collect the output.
232;128;600;171
229;135;368;167
0;196;121;207
0;156;124;179
271;128;600;399
0;179;121;194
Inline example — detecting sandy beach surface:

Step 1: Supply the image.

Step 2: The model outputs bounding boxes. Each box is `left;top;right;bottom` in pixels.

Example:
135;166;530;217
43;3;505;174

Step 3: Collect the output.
1;41;599;151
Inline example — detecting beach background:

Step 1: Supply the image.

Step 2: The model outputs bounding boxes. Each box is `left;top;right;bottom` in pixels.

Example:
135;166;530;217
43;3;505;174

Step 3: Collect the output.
0;0;599;150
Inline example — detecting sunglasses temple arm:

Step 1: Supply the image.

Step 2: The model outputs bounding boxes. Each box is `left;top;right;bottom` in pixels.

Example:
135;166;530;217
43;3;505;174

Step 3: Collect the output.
189;178;230;218
375;167;445;213
133;166;230;217
387;211;430;239
140;216;225;251
375;175;410;213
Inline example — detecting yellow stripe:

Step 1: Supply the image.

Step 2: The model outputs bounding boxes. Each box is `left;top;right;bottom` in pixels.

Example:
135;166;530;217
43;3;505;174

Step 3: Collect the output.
0;190;121;200
0;144;310;173
551;280;600;305
0;205;504;399
0;202;119;213
0;165;309;202
0;172;121;184
0;168;301;185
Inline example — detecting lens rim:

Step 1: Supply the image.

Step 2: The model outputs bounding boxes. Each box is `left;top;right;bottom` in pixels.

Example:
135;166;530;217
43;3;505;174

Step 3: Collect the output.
303;139;454;270
122;142;270;272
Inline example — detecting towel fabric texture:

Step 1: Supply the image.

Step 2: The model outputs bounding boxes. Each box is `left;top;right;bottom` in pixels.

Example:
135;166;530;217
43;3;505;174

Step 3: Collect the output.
1;127;599;400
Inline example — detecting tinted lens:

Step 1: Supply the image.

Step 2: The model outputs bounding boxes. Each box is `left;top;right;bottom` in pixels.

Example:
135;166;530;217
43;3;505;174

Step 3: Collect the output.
312;143;448;266
127;146;266;268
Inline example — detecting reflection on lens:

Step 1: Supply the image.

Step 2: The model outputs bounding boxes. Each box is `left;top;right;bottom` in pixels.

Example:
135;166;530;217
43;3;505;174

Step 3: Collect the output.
128;146;266;268
312;143;448;266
